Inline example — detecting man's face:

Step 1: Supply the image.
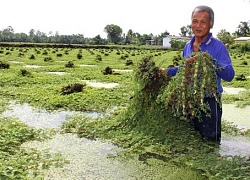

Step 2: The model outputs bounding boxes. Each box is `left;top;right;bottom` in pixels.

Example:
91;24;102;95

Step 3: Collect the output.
191;11;213;38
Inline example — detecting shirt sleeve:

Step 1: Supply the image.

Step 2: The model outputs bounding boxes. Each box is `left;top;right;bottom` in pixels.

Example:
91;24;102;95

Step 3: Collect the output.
166;67;179;76
215;46;235;82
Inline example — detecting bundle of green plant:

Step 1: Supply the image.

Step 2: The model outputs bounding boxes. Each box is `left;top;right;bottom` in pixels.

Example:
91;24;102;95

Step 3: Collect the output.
172;52;183;66
235;74;247;81
0;60;10;69
134;56;171;107
158;52;219;120
96;54;102;61
44;56;52;62
61;83;85;95
119;56;171;129
29;54;35;59
77;53;83;59
126;59;133;66
103;66;112;75
20;69;32;77
65;61;74;68
42;50;48;55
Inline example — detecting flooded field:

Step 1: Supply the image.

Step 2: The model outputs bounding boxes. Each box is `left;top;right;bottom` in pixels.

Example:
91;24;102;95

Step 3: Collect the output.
1;87;250;179
2;101;250;158
2;102;203;179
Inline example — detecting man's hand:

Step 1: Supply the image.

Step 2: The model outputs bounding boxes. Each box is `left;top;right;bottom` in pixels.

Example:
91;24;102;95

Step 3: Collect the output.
158;68;167;77
187;55;198;63
187;52;212;63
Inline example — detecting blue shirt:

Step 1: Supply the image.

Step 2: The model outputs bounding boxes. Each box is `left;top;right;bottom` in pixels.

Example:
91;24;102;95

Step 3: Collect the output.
167;33;235;93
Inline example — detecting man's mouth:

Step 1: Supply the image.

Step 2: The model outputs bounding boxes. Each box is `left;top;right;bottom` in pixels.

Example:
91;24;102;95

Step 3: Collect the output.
195;29;202;33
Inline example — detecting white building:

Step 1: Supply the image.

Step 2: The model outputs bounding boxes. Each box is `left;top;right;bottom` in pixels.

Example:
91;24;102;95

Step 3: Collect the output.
163;36;191;48
234;37;250;44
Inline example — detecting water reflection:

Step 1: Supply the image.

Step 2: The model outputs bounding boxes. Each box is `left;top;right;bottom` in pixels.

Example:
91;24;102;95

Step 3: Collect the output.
1;101;101;128
81;80;119;88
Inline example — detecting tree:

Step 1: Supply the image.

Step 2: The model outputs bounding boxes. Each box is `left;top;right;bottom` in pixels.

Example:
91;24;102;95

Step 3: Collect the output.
235;21;250;37
104;24;123;44
179;25;192;37
91;34;107;45
125;29;134;44
15;33;29;42
186;25;192;37
179;26;188;37
29;29;35;42
2;26;15;42
155;30;170;46
162;30;170;37
137;34;152;45
216;29;235;45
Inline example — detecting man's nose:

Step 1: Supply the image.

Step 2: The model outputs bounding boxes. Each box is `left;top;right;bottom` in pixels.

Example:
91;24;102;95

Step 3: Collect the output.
196;22;202;27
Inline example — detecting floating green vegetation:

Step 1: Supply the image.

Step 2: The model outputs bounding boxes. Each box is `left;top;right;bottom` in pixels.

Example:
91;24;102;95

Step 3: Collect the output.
0;117;66;179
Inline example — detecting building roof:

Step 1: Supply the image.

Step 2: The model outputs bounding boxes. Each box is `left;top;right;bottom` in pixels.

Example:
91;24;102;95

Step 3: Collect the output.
164;36;191;40
234;37;250;41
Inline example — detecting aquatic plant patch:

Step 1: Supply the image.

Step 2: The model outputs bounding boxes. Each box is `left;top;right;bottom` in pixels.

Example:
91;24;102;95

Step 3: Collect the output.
0;117;66;179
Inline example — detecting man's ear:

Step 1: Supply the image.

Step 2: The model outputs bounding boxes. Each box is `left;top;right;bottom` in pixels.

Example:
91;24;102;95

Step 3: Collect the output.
210;22;214;29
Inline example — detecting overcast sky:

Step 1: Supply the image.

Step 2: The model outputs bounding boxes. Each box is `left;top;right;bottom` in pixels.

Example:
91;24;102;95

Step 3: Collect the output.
1;0;249;38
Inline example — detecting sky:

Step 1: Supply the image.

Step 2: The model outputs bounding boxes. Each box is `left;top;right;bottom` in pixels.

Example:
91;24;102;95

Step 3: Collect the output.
1;0;249;38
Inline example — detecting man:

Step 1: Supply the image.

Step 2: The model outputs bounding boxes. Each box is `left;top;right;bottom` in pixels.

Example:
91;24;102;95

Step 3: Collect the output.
162;5;235;142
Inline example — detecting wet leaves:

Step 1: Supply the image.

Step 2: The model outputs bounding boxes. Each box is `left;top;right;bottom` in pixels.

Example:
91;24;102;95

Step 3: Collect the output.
159;52;219;120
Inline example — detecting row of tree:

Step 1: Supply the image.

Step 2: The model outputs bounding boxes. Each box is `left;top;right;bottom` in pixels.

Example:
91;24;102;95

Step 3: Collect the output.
0;25;170;45
0;21;249;45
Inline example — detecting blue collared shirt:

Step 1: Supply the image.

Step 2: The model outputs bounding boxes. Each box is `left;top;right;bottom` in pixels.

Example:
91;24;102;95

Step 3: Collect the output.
167;33;235;93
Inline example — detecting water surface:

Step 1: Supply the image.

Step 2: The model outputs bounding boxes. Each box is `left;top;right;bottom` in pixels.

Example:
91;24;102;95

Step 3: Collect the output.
1;101;100;128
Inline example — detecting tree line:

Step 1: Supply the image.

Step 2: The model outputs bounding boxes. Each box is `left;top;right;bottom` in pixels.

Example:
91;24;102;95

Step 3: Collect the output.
0;21;249;45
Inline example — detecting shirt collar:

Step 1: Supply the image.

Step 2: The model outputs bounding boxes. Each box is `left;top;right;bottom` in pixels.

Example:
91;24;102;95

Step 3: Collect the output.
190;32;213;49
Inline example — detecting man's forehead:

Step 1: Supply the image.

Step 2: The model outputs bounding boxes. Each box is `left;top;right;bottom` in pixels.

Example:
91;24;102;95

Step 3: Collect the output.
192;11;210;18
